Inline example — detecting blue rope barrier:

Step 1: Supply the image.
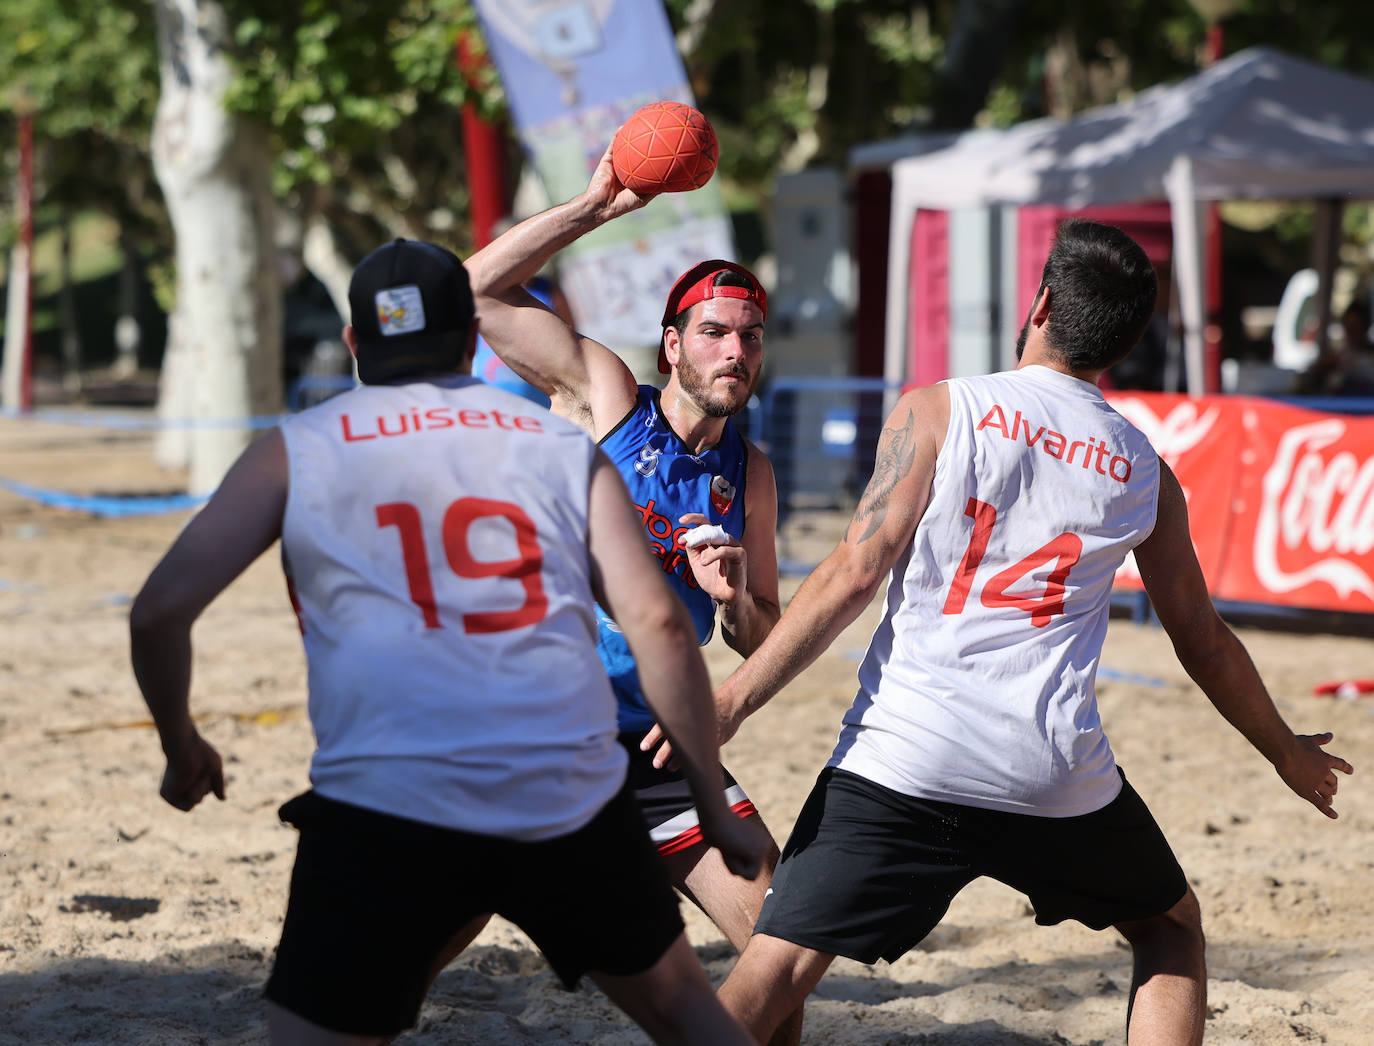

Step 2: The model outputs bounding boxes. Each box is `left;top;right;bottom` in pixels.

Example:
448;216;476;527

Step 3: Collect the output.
0;377;365;519
0;407;286;430
0;476;208;518
1097;666;1168;688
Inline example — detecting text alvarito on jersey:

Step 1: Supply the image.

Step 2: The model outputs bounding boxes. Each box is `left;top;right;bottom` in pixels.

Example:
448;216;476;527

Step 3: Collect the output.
976;404;1132;483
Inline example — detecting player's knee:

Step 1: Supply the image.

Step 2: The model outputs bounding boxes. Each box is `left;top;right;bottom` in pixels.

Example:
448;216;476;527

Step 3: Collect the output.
728;934;828;1008
1120;886;1205;957
639;936;720;1014
641;963;737;1041
659;970;722;1019
1169;887;1206;952
1162;887;1203;940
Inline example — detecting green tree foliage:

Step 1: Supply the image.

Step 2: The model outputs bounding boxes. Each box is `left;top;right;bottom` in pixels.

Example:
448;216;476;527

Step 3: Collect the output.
668;0;952;182
665;0;1374;192
219;0;493;253
8;0;1374;314
11;0;1374;245
0;0;164;249
1;1;496;263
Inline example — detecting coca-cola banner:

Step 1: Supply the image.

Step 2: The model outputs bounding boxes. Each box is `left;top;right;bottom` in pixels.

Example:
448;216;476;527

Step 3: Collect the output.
1107;393;1374;615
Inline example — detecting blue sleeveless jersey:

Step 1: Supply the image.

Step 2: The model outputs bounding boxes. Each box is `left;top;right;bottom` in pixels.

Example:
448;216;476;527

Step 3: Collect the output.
597;386;749;730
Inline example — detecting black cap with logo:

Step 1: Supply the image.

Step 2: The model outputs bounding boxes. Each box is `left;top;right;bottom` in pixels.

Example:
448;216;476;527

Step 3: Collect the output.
348;238;475;384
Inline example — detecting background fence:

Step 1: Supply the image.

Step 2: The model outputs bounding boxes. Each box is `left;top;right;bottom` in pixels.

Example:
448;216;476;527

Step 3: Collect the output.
755;376;899;519
11;372;1372;629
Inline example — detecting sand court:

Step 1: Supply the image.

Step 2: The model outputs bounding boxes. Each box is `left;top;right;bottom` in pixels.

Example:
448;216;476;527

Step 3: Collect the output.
1;411;1370;1044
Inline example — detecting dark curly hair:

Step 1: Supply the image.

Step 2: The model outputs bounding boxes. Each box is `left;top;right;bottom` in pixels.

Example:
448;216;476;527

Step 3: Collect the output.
1029;219;1158;372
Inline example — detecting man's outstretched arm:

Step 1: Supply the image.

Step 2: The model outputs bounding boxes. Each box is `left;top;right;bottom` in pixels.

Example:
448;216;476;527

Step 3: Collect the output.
1134;461;1354;818
463;148;652;436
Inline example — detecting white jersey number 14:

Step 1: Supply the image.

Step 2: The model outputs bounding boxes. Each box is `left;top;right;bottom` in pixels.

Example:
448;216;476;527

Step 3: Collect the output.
942;497;1082;627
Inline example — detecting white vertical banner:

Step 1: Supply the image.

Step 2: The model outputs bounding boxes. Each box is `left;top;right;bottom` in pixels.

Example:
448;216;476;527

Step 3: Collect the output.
1164;153;1207;397
1;243;31;410
471;0;736;352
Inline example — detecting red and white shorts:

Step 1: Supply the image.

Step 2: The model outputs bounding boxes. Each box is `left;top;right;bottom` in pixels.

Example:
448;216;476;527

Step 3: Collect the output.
618;731;758;855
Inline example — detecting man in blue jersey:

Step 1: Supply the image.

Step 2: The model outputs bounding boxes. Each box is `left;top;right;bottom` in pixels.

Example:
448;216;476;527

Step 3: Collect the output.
466;147;799;1045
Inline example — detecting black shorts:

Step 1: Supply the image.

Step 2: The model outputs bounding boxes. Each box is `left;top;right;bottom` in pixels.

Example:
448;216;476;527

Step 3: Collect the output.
619;731;758;854
756;767;1188;965
263;784;684;1037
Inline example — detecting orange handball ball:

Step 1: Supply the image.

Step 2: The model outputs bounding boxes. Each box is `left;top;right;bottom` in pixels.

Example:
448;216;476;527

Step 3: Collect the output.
611;101;719;194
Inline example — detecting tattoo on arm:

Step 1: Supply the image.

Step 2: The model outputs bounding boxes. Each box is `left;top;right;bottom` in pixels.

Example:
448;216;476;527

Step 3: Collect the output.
851;410;915;544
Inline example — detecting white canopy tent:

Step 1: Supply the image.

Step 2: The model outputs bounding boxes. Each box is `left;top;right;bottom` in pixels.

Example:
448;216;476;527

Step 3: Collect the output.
884;47;1374;393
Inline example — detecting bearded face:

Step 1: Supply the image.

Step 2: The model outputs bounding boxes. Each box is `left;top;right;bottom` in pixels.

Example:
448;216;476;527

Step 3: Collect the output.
667;299;764;417
674;346;758;417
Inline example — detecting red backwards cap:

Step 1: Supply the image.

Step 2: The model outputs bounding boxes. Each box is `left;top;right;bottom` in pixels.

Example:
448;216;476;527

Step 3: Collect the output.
658;260;768;374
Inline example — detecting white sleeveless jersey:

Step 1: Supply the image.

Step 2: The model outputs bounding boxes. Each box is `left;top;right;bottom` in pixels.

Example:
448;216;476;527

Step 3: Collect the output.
832;365;1161;816
278;376;625;841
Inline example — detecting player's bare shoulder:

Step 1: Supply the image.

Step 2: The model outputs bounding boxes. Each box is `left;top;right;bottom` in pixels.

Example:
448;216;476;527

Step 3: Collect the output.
742;433;778;510
902;382;952;455
557;335;640;440
853;384;949;530
870;383;951;474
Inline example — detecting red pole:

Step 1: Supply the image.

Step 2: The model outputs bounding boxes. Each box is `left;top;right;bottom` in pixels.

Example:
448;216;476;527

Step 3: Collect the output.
455;30;508;249
1203;23;1225;394
461;106;506;249
1204;194;1223;395
16;112;34;411
1206;22;1225;63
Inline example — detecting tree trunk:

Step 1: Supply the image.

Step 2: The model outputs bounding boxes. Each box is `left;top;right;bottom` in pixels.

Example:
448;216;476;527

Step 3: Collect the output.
1;242;31;411
302;215;354;324
151;0;282;495
155;310;192;470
